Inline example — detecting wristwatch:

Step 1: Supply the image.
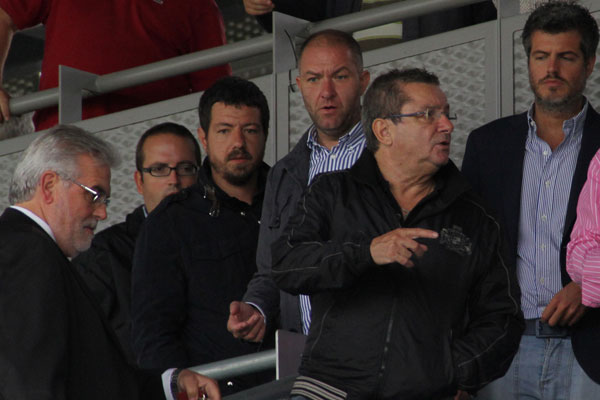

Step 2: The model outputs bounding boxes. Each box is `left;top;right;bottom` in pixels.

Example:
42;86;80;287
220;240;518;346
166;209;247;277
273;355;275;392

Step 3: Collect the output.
170;368;183;397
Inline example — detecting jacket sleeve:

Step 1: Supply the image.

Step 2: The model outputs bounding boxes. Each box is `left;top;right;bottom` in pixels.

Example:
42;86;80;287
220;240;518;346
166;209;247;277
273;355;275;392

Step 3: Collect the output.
451;214;524;391
131;210;189;371
0;231;69;400
71;239;118;330
242;167;283;326
271;175;375;295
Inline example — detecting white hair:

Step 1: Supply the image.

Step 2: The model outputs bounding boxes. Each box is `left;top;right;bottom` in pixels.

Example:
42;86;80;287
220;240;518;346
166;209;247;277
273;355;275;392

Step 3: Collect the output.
9;125;120;204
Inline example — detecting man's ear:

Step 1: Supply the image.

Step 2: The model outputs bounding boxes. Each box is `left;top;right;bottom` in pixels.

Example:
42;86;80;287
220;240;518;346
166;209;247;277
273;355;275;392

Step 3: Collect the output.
372;118;393;147
198;127;208;152
134;170;144;195
39;170;60;204
585;55;596;79
359;69;371;95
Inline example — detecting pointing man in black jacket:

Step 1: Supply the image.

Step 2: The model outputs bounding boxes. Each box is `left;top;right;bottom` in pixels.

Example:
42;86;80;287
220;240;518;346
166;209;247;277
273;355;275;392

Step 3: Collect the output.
272;69;524;400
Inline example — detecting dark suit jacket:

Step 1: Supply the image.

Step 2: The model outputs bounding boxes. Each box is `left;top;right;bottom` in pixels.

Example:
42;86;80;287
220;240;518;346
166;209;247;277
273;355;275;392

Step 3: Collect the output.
0;208;162;400
461;105;600;384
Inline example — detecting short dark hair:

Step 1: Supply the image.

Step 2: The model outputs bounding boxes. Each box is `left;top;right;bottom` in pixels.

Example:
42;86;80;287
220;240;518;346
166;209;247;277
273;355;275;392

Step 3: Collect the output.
362;68;440;152
198;76;270;138
135;122;201;172
522;0;599;63
298;29;363;72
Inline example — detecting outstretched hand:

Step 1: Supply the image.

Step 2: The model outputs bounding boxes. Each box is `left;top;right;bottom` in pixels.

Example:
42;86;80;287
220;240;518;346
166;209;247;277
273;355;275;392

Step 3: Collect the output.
227;301;266;342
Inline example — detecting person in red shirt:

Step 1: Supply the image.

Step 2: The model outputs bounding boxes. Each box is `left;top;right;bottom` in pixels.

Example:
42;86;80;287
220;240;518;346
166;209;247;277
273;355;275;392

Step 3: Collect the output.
0;0;231;131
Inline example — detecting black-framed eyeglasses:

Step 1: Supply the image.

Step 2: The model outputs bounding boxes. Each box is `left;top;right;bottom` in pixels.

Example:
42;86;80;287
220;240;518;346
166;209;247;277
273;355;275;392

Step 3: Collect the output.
384;108;458;124
70;180;110;207
141;162;199;178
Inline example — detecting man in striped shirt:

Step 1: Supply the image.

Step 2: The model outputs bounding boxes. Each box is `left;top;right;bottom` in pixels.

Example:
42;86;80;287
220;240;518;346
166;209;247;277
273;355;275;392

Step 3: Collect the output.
462;1;600;397
227;29;370;342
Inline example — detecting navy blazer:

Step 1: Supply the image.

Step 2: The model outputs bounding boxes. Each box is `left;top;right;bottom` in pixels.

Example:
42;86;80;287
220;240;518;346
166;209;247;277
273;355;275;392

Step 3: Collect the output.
0;208;161;399
461;105;600;384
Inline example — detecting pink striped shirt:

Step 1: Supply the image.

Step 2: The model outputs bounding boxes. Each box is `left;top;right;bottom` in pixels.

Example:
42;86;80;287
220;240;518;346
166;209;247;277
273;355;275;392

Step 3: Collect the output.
567;149;600;307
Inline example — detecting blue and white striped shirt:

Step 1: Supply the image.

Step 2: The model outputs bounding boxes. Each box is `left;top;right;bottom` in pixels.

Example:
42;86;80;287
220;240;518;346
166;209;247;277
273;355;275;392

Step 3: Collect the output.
517;102;588;319
299;122;366;334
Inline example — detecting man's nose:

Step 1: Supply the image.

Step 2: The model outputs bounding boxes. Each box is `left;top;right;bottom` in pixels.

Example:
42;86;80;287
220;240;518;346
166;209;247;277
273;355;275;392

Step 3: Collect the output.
93;203;108;220
438;114;454;133
319;77;336;98
231;127;246;146
547;55;559;75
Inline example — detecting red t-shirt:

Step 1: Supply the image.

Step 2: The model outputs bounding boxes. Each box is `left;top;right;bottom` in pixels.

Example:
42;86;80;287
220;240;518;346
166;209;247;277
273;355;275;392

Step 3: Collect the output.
1;0;231;130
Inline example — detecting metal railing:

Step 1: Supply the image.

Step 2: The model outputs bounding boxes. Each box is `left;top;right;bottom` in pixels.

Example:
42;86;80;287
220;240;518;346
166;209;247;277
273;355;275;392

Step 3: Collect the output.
8;0;486;118
190;349;275;380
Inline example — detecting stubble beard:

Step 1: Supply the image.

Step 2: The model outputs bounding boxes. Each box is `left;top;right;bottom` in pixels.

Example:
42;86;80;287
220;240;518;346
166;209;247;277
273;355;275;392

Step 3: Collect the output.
531;74;586;115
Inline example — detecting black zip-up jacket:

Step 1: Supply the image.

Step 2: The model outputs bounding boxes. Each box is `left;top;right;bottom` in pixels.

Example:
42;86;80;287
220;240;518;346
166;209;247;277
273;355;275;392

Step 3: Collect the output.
272;151;524;399
131;160;271;395
72;205;145;365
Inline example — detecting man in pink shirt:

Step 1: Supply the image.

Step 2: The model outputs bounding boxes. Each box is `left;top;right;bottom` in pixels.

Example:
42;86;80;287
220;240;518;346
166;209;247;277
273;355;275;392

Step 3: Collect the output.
568;149;600;308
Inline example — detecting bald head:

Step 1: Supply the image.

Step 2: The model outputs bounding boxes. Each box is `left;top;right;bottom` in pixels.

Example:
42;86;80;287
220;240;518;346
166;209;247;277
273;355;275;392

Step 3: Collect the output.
298;29;363;73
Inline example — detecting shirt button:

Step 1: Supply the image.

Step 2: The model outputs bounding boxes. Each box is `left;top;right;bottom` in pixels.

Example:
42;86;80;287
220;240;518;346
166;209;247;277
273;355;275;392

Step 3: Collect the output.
543;150;549;156
541;215;547;221
240;211;246;216
540;244;546;250
330;154;337;159
540;277;545;284
545;180;551;187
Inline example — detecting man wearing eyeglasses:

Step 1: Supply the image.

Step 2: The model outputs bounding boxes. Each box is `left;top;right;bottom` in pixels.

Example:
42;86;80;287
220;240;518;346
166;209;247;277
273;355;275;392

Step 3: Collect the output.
0;125;220;400
131;76;272;396
72;122;201;364
271;68;523;400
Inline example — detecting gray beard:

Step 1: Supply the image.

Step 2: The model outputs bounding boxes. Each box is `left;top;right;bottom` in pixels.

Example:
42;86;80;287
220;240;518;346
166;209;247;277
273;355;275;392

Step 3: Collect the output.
535;91;583;114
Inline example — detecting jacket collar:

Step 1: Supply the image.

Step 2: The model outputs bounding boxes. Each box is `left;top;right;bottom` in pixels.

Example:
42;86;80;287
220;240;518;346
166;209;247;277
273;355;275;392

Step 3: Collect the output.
195;157;269;213
349;150;471;220
278;131;312;188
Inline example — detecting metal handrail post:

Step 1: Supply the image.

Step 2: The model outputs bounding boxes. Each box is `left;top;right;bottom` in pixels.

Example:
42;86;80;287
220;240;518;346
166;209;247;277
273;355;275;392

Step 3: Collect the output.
190;349;276;380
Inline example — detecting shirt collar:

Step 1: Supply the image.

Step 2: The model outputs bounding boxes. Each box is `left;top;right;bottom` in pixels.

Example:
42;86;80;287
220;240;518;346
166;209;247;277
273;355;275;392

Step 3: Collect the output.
306;121;363;151
526;98;589;141
10;205;56;241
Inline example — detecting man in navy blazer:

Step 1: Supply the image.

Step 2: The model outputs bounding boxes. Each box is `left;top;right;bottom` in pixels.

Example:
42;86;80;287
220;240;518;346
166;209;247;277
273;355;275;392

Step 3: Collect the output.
0;125;220;400
462;1;600;398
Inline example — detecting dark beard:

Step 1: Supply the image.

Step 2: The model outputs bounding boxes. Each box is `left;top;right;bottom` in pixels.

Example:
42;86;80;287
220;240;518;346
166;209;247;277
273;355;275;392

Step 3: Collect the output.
223;167;254;186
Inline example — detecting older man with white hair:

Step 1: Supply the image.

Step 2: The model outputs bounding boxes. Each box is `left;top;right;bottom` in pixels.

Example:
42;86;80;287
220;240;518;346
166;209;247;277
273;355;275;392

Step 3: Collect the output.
0;125;219;400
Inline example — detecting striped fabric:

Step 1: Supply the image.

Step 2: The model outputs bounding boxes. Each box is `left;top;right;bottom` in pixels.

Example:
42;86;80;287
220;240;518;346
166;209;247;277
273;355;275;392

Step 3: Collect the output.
567;149;600;308
517;102;587;319
291;375;347;400
299;122;366;335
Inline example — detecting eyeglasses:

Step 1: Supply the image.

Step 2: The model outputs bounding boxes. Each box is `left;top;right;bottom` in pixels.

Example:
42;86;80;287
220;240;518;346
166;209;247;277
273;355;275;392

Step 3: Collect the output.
70;180;110;207
141;162;199;177
384;108;458;124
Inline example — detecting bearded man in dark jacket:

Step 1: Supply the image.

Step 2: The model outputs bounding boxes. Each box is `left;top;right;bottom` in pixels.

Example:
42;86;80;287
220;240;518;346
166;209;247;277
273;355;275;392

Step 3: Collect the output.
272;68;524;400
131;77;272;396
